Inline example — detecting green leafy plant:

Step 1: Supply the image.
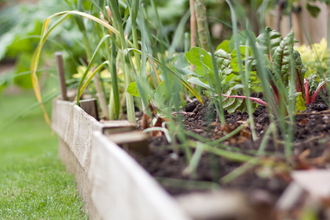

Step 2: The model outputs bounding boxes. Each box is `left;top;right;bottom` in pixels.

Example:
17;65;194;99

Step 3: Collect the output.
185;27;310;114
184;33;264;114
253;27;306;112
295;38;330;104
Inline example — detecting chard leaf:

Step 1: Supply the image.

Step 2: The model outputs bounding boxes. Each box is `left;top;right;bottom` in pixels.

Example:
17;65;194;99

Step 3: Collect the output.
216;40;231;53
293;50;306;96
194;66;211;77
214;49;232;74
185;47;213;71
230;46;252;73
256;27;282;58
273;31;294;83
223;94;244;113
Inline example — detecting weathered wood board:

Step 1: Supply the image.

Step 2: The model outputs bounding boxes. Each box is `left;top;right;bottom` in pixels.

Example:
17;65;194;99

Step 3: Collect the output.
89;131;191;220
51;99;137;169
52;99;101;169
52;99;190;220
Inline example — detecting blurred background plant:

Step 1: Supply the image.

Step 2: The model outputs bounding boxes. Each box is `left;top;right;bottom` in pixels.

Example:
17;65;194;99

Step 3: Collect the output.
2;0;327;93
0;0;274;93
0;0;87;90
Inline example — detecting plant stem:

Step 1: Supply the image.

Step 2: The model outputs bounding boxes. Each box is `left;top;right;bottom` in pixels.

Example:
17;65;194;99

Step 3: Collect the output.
221;159;258;184
189;141;254;162
108;37;120;119
257;122;275;156
108;0;136;121
123;53;136;122
80;21;109;118
94;75;110;119
242;42;257;141
189;0;197;48
195;0;209;51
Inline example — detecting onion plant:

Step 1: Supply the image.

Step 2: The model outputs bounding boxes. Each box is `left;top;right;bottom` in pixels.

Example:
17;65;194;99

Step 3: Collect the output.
31;1;201;123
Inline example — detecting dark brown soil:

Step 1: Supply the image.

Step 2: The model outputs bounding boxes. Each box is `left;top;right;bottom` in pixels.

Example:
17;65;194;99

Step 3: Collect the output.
132;92;330;215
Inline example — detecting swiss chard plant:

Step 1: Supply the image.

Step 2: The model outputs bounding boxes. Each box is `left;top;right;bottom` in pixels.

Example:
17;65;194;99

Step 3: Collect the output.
254;27;306;112
296;38;330;105
185;27;310;114
185;33;264;113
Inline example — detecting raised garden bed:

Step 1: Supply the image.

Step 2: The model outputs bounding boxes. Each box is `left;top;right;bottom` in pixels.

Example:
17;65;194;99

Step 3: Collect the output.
53;98;287;220
51;98;190;220
36;2;330;219
53;95;330;220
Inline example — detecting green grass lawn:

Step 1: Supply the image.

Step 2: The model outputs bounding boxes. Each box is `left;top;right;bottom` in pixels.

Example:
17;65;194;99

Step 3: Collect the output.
0;90;87;219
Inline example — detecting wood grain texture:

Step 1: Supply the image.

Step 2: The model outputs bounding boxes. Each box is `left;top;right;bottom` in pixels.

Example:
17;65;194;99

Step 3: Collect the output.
52;99;102;169
58;138;101;220
52;99;189;220
89;131;191;220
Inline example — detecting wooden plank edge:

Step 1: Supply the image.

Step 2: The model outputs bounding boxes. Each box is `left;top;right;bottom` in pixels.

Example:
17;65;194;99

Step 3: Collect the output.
89;131;191;220
52;99;136;169
58;137;101;220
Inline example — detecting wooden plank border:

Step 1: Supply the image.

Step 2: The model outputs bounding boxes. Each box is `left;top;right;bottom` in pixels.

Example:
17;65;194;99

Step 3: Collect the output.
89;131;190;220
52;99;190;220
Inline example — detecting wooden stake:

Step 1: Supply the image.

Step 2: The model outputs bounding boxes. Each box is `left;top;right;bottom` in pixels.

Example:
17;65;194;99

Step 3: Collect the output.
55;52;68;101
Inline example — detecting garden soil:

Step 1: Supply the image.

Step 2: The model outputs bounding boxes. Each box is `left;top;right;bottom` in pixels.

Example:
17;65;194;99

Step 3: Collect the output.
131;91;330;218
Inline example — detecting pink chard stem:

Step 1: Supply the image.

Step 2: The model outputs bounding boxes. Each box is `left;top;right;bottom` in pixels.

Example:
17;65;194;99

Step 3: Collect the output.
222;94;268;106
310;81;327;104
304;78;310;104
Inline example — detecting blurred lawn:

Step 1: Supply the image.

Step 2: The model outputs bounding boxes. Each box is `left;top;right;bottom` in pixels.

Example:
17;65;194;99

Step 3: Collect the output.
0;90;87;219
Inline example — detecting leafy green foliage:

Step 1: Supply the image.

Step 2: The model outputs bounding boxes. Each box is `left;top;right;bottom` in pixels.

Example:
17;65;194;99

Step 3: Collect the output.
127;82;141;97
295;38;329;78
252;27;307;111
295;38;330;105
0;0;88;89
222;89;247;113
0;1;71;59
186;27;310;113
185;47;213;78
13;53;34;88
306;2;321;17
256;27;282;58
286;0;330;18
185;44;260;113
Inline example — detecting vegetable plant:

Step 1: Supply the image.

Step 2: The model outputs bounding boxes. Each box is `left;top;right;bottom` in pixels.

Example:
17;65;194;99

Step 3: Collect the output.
185;27;308;114
26;0;330;164
296;38;330;104
30;0;202;125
